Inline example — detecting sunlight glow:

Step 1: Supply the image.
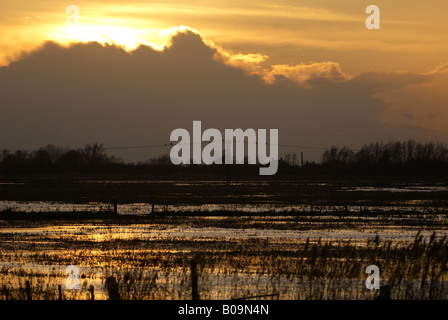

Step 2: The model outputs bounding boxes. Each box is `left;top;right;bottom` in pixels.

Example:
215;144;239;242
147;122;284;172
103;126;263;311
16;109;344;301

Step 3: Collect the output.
63;24;154;51
52;24;210;53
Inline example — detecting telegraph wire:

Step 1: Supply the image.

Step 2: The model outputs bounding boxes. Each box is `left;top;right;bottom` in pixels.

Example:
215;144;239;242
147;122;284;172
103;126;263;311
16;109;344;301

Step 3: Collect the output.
2;140;359;153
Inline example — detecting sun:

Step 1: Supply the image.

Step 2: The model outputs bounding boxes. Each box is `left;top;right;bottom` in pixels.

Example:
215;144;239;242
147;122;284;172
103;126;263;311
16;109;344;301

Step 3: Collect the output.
62;24;151;51
54;24;205;53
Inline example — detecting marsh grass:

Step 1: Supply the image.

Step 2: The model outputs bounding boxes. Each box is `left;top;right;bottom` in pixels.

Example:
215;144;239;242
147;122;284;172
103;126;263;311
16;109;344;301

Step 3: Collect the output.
1;215;447;300
1;178;448;299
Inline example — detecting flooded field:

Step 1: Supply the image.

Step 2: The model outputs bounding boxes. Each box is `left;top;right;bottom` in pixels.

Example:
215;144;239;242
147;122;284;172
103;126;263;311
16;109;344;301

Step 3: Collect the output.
1;177;448;300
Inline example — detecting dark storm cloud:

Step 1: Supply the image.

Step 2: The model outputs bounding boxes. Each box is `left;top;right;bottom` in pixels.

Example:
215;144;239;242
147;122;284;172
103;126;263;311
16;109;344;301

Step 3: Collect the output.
0;30;439;162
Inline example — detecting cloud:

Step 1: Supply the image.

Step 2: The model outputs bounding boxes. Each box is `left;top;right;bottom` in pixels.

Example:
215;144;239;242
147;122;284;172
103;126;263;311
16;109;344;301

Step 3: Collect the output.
427;63;448;75
25;16;44;21
262;62;350;86
376;65;448;133
0;28;445;162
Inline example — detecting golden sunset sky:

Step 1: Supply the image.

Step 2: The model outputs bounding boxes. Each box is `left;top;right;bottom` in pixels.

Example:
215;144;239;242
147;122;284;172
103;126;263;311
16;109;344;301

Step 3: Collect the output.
2;0;448;74
1;1;447;161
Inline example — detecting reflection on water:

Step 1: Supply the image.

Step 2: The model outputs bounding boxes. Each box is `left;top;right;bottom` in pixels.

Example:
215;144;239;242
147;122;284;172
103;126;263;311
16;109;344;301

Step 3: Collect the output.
1;214;448;241
1;180;448;299
1;213;448;300
349;186;448;192
0;200;447;215
79;180;273;186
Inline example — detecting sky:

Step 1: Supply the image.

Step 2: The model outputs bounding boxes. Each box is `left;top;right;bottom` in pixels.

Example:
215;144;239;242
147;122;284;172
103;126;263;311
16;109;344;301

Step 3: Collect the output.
1;1;447;162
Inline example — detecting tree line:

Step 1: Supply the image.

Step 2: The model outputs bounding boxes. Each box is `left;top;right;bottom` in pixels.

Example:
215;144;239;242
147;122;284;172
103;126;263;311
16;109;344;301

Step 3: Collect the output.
316;140;448;175
0;144;121;174
1;140;448;176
